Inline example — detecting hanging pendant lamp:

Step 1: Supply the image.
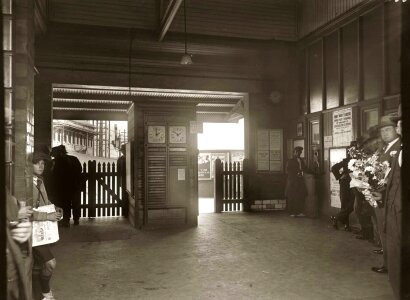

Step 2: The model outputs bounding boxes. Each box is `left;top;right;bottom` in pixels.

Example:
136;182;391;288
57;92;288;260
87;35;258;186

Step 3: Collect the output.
180;0;192;65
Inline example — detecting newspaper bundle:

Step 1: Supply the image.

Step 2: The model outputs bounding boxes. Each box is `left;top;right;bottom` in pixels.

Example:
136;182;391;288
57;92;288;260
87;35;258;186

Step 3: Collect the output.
32;204;60;247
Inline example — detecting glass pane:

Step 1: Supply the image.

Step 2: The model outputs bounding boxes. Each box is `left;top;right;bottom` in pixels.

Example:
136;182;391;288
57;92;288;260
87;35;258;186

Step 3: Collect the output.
2;0;11;14
3;54;12;88
311;122;320;145
3;17;12;51
4;89;13;124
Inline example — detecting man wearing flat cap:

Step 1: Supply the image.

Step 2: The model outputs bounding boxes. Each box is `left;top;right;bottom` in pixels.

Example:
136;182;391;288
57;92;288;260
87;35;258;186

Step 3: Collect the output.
285;146;307;217
370;114;401;275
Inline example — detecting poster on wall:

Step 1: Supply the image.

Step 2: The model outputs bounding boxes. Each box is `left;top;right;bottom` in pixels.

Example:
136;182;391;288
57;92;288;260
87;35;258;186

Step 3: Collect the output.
333;108;353;147
230;151;244;163
198;152;211;180
329;147;347;208
256;129;283;172
210;152;227;178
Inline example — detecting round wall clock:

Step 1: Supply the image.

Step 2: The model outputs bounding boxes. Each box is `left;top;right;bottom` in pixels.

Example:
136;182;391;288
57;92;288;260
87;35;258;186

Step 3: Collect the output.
169;126;187;144
147;125;166;143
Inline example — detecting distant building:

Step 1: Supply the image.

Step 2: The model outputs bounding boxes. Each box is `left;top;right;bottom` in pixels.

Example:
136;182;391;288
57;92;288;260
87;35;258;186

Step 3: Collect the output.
53;120;96;156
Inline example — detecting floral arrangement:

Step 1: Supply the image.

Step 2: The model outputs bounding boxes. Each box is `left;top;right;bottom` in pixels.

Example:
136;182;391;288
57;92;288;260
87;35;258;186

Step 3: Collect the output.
347;146;390;207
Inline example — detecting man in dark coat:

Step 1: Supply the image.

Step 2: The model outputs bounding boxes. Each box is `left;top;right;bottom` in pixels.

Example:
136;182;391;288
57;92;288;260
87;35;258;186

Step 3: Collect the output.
330;141;356;231
51;145;83;226
285;146;307;217
370;115;401;274
117;144;128;217
370;106;402;298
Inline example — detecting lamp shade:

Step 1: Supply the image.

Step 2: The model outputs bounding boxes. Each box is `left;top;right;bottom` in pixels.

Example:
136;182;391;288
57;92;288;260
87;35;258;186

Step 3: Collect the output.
180;53;193;65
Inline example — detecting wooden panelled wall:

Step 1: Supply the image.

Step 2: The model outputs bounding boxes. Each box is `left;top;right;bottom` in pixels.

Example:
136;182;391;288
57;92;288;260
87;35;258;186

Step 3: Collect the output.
298;0;367;38
300;3;401;216
303;3;400;115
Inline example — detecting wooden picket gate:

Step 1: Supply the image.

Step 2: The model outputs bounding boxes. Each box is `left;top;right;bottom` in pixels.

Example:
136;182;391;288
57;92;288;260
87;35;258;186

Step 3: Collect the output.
214;158;250;212
80;160;124;218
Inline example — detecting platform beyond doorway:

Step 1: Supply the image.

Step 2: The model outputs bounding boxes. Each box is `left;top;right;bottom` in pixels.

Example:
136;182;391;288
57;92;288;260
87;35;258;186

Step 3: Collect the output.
52;213;394;300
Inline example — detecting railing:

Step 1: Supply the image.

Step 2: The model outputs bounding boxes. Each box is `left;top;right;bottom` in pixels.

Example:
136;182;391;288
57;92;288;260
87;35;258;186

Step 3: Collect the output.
81;160;123;218
214;158;250;212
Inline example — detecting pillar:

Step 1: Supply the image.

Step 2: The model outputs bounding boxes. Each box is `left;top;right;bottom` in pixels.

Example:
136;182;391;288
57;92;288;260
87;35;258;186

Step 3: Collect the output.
13;0;35;201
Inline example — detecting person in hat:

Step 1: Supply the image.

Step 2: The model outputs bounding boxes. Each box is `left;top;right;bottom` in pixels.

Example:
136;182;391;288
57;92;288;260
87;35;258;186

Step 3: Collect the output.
117;144;128;217
370;114;401;274
367;105;402;298
330;141;356;231
51;145;82;227
285;146;307;217
30;151;62;300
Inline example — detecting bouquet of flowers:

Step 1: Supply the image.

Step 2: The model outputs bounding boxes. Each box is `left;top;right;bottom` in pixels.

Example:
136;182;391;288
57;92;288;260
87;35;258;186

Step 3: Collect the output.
347;146;390;207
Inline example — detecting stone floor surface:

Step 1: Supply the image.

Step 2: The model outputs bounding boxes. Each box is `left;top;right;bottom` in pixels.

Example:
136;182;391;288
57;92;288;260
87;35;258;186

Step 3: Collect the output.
52;212;394;300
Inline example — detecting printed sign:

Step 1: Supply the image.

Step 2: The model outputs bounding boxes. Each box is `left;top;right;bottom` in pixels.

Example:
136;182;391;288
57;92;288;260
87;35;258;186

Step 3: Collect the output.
333;108;353;147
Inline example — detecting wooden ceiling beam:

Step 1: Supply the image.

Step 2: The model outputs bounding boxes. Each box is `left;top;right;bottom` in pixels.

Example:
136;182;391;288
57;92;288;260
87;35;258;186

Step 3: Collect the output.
158;0;183;42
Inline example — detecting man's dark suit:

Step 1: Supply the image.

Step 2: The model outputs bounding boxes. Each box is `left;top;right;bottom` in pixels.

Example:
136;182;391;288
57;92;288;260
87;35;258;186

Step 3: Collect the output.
384;148;402;299
374;138;401;267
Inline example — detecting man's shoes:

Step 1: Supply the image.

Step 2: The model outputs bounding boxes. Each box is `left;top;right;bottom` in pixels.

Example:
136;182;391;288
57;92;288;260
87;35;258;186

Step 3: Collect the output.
290;214;296;217
372;249;383;255
296;213;306;217
74;220;79;226
371;266;387;274
330;216;338;230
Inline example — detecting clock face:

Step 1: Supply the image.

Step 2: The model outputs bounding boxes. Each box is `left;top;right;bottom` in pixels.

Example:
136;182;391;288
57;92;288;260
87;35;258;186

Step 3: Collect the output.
169;126;187;144
147;126;166;144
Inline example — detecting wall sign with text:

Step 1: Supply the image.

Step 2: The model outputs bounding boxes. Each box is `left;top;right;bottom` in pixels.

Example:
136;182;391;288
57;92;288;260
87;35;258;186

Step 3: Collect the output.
256;129;283;172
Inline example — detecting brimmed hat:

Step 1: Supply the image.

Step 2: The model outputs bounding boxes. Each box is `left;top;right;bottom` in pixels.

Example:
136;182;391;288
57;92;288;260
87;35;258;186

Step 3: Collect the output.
391;103;401;122
120;144;126;152
378;115;396;129
31;152;51;164
294;146;303;151
51;145;67;156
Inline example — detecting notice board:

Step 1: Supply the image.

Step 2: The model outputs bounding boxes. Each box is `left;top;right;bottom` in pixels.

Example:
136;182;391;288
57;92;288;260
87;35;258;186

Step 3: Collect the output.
333;107;353;147
256;129;283;172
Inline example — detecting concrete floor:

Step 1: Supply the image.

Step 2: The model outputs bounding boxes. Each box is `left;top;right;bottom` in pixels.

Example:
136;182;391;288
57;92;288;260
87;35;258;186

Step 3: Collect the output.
52;213;394;300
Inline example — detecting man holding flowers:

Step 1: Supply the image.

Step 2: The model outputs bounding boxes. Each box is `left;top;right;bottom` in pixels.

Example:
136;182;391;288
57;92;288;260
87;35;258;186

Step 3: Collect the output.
367;106;402;299
370;115;401;274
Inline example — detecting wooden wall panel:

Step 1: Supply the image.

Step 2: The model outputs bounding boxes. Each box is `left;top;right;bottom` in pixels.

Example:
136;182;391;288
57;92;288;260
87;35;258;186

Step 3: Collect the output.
385;3;401;95
50;0;298;41
308;41;323;113
362;7;383;101
324;31;340;109
50;0;157;30
298;0;367;38
342;21;359;105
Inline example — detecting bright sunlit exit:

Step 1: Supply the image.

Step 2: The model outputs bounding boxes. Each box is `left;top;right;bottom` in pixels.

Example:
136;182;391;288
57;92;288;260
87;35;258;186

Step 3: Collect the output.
197;118;244;150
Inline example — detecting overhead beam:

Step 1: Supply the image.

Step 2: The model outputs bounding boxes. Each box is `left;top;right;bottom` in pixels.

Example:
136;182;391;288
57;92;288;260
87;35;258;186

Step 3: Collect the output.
158;0;183;42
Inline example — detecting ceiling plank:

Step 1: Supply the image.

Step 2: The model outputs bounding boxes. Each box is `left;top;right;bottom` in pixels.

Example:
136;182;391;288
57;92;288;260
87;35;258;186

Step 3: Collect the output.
158;0;183;42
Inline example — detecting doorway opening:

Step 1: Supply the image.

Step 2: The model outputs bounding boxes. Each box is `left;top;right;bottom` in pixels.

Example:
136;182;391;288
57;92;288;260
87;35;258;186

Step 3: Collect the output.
52;119;128;218
197;118;244;213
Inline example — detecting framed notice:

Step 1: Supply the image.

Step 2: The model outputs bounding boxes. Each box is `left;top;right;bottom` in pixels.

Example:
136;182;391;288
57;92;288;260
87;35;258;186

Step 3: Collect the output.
333;107;353;147
296;122;303;137
256;129;283;172
329;147;347;208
